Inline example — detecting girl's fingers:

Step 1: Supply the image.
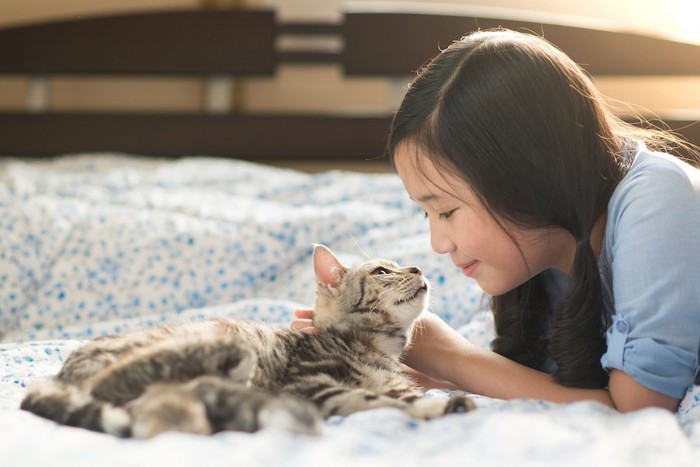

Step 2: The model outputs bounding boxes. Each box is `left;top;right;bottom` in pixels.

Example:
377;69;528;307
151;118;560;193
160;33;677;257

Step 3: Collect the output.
292;309;319;333
294;308;314;319
291;319;320;334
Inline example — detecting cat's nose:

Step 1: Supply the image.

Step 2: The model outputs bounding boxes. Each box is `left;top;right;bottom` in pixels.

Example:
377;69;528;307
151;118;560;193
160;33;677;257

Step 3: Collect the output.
409;267;422;276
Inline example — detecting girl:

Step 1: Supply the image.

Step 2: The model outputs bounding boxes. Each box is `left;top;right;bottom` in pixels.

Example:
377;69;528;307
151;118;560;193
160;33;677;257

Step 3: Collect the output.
294;29;700;413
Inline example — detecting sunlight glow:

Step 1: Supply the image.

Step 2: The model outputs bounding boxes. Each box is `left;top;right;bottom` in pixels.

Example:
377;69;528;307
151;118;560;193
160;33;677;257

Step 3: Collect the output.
673;0;700;43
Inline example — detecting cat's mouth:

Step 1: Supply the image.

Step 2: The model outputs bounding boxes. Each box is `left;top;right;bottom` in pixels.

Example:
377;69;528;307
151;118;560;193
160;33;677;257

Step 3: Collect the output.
393;284;428;306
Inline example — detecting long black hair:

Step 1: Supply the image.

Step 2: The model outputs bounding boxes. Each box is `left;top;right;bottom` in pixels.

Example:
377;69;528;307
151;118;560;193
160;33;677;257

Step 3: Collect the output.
387;29;692;388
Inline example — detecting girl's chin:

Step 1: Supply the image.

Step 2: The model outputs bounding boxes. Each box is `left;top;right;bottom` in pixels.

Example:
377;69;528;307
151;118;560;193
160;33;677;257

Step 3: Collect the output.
471;273;512;296
475;275;529;297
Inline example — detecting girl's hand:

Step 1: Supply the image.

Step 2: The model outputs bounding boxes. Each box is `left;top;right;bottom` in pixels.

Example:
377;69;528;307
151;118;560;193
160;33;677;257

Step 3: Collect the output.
291;308;320;334
403;311;470;385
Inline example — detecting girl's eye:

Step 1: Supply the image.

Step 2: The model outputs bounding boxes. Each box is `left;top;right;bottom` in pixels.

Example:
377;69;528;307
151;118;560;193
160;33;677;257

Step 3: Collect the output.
424;210;456;220
372;267;390;275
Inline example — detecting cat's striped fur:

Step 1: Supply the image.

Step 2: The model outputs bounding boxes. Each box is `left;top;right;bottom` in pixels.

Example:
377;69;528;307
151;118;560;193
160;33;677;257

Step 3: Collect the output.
21;245;474;438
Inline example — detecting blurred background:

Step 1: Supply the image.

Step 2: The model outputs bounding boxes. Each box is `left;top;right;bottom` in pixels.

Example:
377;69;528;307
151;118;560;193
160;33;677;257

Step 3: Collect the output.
1;0;699;120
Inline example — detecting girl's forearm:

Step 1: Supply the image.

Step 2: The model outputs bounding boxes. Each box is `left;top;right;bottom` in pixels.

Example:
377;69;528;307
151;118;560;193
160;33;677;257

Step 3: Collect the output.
444;342;615;407
408;312;614;407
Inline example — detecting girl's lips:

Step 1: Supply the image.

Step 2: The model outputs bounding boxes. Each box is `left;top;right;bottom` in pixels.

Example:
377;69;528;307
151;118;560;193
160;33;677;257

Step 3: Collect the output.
460;260;480;277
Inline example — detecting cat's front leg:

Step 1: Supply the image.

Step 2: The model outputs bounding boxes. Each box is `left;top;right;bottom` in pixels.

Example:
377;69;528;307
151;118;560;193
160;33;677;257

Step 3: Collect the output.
90;337;256;405
380;385;476;420
370;373;476;419
308;385;410;418
312;385;475;420
299;382;441;419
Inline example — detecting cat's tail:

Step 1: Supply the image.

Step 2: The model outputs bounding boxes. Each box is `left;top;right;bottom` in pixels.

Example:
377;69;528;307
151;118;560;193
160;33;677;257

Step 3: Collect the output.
20;379;132;437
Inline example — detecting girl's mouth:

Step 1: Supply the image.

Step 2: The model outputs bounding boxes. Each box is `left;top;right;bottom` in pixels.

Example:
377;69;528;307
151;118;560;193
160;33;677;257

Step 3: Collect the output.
460;260;480;277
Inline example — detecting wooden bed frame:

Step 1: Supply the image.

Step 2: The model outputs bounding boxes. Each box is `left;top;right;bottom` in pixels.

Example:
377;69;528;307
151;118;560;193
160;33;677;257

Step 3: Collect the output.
1;6;699;164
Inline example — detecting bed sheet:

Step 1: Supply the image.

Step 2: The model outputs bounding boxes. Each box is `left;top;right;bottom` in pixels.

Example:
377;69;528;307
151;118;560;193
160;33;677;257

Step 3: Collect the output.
1;154;699;466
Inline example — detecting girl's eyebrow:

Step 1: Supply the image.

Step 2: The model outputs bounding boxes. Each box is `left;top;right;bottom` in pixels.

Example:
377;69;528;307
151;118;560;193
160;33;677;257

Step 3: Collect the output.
416;193;446;203
412;191;469;205
408;193;446;203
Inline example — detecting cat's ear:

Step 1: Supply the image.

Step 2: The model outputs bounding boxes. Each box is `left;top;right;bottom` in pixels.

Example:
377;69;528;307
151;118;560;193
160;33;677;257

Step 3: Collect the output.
313;244;346;296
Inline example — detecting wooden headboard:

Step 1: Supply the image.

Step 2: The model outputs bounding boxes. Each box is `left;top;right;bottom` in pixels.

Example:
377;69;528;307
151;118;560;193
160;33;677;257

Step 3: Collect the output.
1;6;699;163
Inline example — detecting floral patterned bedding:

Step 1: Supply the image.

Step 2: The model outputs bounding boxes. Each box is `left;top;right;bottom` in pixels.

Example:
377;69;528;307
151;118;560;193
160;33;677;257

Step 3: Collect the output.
1;154;698;466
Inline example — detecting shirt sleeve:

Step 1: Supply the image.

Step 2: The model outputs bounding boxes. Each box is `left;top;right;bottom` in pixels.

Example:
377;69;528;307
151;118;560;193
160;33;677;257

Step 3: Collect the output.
600;151;700;399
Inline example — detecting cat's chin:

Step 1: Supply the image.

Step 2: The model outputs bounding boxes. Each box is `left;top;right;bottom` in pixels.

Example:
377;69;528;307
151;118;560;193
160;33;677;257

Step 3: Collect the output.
393;284;428;307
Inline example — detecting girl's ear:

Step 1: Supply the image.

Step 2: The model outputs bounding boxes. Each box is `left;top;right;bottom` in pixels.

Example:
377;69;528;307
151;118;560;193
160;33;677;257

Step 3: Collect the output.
313;244;346;296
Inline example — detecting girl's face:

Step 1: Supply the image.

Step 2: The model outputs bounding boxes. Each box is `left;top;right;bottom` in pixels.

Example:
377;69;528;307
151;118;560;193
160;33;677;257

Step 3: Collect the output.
394;145;576;296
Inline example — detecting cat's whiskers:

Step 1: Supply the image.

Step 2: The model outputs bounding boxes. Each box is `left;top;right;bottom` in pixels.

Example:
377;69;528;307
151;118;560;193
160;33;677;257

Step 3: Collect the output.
376;288;396;308
369;294;388;315
350;235;373;261
412;317;428;342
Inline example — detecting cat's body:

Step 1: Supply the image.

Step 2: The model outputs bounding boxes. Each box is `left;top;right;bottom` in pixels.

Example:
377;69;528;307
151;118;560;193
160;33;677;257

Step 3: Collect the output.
21;245;474;438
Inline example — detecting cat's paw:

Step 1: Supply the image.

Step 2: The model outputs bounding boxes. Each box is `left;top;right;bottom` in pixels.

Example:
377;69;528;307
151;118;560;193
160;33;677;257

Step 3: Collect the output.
127;383;212;438
258;397;323;436
101;405;132;438
443;395;476;414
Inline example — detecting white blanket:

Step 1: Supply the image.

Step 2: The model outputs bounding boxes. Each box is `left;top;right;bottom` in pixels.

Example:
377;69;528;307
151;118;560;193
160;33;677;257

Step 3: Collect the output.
1;154;698;466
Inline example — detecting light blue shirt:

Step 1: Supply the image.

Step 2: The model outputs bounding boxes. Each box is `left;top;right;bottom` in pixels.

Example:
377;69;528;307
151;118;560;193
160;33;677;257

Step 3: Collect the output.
544;147;700;399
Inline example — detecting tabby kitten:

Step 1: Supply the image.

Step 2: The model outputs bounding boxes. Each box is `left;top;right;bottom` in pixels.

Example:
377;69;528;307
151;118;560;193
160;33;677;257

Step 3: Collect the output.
21;245;474;438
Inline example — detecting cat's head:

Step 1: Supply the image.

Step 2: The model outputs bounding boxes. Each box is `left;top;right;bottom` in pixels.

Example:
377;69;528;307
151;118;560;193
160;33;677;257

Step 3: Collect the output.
311;245;429;344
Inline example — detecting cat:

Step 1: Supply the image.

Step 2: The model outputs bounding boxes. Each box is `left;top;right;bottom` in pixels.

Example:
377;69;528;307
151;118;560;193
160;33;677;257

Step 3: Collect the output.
21;244;475;438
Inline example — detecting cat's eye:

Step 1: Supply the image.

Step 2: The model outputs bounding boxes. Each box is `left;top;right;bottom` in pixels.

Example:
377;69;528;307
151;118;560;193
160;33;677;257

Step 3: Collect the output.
372;266;390;275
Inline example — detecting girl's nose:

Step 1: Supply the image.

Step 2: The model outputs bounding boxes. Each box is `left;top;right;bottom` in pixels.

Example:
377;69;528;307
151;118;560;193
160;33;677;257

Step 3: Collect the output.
430;222;456;255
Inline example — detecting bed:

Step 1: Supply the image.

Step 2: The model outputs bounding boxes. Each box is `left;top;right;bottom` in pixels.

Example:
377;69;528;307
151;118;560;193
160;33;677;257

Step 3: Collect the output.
1;4;700;466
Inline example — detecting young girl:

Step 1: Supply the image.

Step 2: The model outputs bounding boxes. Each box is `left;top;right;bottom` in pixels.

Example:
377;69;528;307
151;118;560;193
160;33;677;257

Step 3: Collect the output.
293;29;700;413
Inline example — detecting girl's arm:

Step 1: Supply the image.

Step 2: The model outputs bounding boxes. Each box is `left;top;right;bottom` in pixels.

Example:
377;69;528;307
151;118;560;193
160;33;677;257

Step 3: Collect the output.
406;312;680;412
293;309;680;411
